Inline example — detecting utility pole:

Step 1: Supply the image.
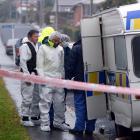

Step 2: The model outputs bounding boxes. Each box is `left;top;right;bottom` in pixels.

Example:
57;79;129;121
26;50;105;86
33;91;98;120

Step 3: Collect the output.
26;0;29;23
19;0;22;23
55;0;58;30
90;0;93;16
9;3;12;20
40;0;45;27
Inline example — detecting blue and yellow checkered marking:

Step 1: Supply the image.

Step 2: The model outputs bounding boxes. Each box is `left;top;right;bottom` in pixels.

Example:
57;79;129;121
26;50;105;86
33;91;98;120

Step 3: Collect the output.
85;71;106;97
126;10;140;30
107;72;130;101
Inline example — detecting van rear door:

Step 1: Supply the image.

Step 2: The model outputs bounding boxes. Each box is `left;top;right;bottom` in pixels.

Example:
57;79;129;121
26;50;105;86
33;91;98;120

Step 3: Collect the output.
81;18;107;120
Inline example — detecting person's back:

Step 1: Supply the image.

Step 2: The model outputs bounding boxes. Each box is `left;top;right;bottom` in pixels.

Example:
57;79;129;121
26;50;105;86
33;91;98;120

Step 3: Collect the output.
63;46;71;79
68;39;84;81
68;38;96;136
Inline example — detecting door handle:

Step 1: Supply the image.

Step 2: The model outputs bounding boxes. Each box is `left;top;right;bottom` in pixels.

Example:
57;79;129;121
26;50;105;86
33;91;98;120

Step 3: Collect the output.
84;62;91;72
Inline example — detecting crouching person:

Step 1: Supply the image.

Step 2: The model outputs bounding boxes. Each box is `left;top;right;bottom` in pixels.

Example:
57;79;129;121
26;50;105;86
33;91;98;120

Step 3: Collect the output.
37;31;70;132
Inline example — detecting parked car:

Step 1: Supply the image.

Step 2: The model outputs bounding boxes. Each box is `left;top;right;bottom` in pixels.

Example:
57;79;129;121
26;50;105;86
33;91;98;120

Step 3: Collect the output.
5;38;18;55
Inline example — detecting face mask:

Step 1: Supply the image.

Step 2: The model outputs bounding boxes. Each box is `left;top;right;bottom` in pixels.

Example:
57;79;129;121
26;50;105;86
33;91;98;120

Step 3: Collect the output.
48;40;54;47
48;40;59;48
54;43;59;48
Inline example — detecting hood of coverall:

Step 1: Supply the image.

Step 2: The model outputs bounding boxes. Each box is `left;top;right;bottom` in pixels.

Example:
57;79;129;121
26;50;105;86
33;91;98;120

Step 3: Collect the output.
38;27;55;43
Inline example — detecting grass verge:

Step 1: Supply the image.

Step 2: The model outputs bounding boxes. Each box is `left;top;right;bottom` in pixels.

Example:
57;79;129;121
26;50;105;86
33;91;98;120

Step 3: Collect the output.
0;78;31;140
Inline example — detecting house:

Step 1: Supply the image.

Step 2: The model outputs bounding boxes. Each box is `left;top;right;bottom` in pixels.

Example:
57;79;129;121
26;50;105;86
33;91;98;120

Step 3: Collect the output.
16;0;37;14
73;0;103;26
52;0;82;13
52;0;82;27
52;0;103;27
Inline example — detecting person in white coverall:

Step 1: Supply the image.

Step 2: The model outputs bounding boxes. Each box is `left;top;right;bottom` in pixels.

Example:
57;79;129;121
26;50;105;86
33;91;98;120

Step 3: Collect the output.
20;30;40;126
37;31;70;132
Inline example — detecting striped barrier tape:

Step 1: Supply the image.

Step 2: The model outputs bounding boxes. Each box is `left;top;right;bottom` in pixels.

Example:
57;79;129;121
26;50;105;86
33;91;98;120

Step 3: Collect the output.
0;69;140;96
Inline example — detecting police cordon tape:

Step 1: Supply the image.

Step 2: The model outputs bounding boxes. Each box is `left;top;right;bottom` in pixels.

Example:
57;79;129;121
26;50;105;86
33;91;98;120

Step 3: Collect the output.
0;68;140;96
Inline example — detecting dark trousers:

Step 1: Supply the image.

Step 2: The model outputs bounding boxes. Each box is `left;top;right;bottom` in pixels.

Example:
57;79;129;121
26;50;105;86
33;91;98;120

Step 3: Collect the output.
74;90;96;131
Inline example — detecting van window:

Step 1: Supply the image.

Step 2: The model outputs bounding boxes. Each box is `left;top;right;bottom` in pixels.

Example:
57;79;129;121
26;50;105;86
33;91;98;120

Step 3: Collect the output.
114;36;127;70
132;36;140;78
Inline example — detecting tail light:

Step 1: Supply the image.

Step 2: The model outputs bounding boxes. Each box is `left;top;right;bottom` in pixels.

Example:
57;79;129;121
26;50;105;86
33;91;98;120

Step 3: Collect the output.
135;95;140;100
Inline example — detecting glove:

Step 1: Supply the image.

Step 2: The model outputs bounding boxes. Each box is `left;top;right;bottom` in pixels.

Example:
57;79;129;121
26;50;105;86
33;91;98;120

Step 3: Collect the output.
71;77;75;81
31;72;35;75
41;84;46;87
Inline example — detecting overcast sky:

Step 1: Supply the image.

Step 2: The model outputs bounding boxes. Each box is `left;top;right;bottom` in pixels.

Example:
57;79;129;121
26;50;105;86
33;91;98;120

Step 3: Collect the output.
93;0;139;4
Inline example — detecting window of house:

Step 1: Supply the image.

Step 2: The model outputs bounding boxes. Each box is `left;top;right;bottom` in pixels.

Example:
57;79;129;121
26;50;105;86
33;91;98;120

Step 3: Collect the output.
132;36;140;78
114;36;127;70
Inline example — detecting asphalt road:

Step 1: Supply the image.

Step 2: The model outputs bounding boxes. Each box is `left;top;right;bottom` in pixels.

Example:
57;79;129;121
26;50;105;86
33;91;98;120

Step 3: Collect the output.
27;127;102;140
25;92;104;140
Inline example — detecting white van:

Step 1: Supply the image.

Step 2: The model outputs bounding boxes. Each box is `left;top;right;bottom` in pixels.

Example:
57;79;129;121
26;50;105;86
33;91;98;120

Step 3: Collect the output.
81;3;140;136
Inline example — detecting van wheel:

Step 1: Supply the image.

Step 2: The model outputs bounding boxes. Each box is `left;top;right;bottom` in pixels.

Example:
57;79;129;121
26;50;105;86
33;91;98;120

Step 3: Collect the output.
6;51;9;55
111;112;132;137
115;124;132;137
132;131;140;139
110;111;115;120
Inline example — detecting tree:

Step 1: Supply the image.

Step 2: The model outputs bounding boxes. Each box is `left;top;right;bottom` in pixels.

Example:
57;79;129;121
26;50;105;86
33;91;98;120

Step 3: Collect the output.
102;0;137;9
0;0;16;22
45;0;55;7
43;0;55;25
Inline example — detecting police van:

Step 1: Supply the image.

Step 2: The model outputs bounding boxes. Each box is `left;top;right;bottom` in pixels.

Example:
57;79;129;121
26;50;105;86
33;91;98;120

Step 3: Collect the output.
81;3;140;136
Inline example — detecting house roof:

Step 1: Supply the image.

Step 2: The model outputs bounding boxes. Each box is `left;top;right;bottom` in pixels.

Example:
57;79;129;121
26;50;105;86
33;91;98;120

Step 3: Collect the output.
57;0;82;6
52;0;104;12
57;0;105;6
52;0;91;12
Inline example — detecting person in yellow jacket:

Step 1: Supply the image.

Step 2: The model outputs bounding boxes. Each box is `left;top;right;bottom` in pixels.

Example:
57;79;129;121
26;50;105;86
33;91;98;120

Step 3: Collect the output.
38;27;55;45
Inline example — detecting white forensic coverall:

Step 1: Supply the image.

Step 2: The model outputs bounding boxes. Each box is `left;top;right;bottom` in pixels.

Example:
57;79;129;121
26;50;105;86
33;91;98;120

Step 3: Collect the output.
20;41;40;117
37;44;65;126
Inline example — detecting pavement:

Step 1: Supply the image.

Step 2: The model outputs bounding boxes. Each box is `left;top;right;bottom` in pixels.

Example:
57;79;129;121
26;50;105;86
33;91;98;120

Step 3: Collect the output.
0;40;106;140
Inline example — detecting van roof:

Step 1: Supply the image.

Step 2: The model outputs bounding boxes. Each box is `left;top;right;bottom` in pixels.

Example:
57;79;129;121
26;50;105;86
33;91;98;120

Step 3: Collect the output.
91;3;140;35
118;3;140;18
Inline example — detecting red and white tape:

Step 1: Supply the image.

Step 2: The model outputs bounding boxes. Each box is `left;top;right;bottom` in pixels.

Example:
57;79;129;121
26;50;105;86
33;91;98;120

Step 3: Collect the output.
0;69;140;96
